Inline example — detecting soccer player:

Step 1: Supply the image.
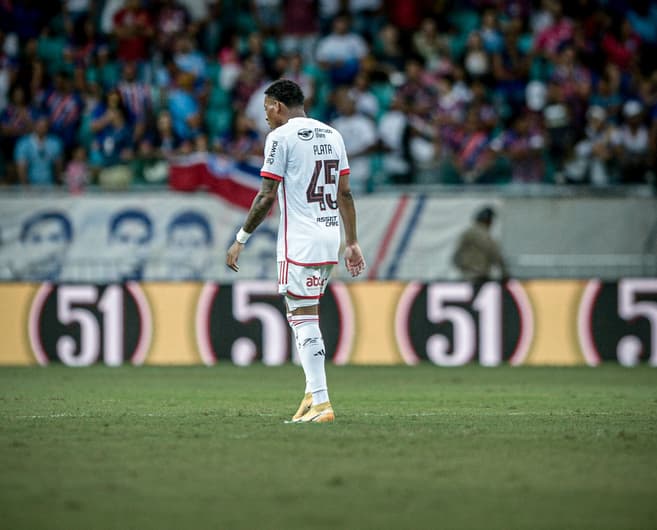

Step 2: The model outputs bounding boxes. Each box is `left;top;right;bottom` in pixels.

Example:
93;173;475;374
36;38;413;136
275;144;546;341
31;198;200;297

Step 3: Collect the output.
226;79;366;423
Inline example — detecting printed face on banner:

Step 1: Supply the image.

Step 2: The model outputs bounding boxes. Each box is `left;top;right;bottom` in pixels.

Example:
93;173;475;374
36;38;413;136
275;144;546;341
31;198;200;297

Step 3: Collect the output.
108;209;153;281
165;211;214;280
18;212;73;281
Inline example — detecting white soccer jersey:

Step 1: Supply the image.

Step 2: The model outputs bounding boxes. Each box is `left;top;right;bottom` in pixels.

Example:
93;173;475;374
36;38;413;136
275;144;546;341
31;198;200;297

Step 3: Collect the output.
260;117;350;266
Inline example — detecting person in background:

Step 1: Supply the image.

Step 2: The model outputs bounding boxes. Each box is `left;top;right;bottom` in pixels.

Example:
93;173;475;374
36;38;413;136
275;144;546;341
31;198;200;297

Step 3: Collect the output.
173;32;208;87
542;80;576;180
112;0;154;63
490;113;545;184
378;92;412;184
330;86;378;194
151;108;181;157
117;61;152;144
452;206;508;282
215;110;262;164
168;71;201;142
315;12;368;86
412;17;451;74
64;145;90;193
41;72;83;157
89;88;134;179
280;0;319;64
350;71;379;120
155;0;191;55
451;108;496;184
14;116;63;185
533;0;575;62
613;100;651;184
373;23;405;77
283;51;315;112
0;86;36;183
564;105;617;185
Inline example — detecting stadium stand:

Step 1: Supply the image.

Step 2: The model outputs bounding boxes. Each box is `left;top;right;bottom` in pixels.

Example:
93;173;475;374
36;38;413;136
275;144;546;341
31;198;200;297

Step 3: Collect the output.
0;0;655;191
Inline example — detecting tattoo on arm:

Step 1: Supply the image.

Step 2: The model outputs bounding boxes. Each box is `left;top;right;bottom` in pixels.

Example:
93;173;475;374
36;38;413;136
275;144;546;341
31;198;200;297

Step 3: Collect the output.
243;178;278;233
340;189;354;205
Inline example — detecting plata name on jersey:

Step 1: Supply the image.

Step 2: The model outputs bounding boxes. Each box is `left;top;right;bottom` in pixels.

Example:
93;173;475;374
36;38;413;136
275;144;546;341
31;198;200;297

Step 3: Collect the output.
313;144;334;155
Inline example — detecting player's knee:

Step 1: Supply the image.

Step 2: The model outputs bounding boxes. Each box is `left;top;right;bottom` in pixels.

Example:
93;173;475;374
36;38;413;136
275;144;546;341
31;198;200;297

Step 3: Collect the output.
286;297;319;315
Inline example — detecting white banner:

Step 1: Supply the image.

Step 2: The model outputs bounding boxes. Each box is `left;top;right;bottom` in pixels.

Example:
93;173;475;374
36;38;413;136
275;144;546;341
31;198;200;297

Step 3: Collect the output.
0;192;281;282
0;192;501;282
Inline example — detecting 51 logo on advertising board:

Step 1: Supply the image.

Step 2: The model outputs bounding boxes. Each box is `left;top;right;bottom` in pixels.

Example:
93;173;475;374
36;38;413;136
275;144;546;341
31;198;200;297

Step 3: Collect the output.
28;283;152;366
395;280;534;366
195;280;355;366
578;278;657;366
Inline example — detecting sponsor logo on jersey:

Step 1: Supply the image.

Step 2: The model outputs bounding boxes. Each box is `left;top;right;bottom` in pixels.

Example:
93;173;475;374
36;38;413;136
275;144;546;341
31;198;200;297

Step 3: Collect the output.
314;127;332;139
306;275;326;288
266;140;278;164
297;128;314;141
316;215;339;227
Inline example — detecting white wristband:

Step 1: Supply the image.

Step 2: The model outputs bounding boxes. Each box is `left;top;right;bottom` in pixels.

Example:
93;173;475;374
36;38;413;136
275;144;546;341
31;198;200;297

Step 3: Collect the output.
236;228;251;244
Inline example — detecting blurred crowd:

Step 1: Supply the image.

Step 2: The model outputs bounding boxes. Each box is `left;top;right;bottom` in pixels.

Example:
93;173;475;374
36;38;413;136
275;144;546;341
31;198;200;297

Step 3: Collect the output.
0;0;656;193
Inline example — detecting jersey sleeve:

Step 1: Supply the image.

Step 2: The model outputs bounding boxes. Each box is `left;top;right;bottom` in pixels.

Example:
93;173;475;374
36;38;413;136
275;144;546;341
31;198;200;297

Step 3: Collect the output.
338;133;350;177
260;131;286;181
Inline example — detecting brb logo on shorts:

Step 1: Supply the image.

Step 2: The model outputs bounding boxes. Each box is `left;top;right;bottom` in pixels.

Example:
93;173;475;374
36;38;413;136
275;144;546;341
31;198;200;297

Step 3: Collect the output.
305;275;326;288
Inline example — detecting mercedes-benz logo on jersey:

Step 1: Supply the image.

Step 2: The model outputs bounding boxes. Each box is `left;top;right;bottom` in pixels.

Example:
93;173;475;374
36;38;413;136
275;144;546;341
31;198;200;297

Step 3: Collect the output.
297;128;314;141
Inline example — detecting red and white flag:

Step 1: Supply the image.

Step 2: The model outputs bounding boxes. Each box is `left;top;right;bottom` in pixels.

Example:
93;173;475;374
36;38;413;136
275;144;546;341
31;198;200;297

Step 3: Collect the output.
169;153;261;210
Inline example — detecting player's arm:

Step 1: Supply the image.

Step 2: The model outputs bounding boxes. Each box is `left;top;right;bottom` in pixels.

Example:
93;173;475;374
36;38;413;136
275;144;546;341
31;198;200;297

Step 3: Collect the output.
226;177;279;272
244;177;279;232
337;172;366;277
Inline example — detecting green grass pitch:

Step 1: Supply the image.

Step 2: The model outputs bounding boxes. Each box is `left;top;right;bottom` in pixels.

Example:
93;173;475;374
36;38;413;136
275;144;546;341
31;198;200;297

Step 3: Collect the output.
1;365;656;530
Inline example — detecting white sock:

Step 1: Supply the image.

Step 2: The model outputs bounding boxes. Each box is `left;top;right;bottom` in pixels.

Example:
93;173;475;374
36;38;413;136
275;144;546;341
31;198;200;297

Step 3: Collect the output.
290;317;329;406
289;313;313;394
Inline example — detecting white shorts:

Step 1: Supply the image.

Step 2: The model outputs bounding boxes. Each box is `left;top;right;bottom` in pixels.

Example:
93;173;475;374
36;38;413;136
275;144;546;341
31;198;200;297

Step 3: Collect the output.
278;261;333;310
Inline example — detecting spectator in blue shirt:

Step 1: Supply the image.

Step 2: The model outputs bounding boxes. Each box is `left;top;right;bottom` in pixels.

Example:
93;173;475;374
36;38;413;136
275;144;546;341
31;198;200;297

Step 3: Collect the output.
89;88;134;168
168;71;201;141
14;116;63;185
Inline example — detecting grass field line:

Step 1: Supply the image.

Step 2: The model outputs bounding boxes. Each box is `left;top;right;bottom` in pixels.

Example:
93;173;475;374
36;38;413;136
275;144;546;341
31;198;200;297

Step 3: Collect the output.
4;409;619;420
7;411;275;419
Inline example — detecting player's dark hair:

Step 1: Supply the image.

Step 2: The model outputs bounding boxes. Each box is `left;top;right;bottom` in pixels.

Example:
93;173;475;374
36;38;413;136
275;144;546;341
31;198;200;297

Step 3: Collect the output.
109;209;153;242
167;210;213;244
20;211;73;242
264;79;305;108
